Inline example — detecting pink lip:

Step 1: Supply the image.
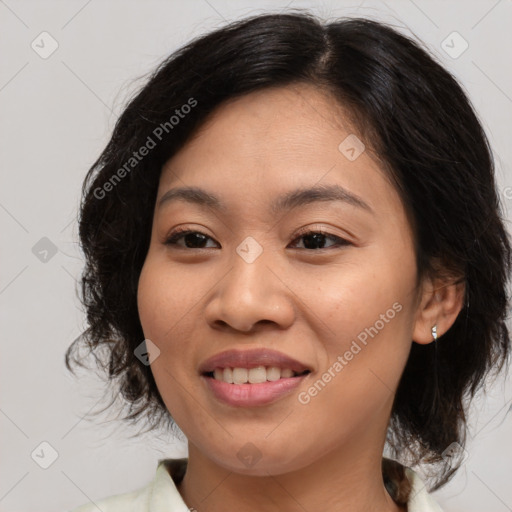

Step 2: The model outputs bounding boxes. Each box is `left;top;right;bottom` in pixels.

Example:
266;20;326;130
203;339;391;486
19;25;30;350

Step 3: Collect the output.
202;373;309;407
198;348;312;407
198;348;311;374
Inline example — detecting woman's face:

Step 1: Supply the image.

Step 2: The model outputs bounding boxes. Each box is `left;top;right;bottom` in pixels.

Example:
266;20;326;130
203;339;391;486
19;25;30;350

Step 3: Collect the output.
138;84;422;475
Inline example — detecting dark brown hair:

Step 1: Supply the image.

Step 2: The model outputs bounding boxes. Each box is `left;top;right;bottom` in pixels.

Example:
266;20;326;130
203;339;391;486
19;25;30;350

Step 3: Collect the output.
65;11;512;502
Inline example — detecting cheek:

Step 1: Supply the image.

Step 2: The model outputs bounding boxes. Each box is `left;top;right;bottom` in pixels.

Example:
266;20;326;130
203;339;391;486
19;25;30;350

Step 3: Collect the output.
137;257;197;341
306;255;412;341
137;258;197;415
297;293;412;443
137;256;210;385
137;261;166;340
304;248;416;393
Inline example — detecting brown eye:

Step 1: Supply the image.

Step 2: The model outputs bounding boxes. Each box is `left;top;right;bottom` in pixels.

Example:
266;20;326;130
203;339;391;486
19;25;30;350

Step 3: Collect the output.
288;229;351;250
165;229;219;249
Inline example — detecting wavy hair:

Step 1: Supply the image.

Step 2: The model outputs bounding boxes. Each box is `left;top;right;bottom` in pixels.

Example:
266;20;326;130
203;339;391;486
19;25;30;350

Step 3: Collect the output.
65;11;511;503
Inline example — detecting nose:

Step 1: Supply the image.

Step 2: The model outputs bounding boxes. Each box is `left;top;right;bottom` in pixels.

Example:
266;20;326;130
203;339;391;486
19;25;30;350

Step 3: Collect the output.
204;247;295;333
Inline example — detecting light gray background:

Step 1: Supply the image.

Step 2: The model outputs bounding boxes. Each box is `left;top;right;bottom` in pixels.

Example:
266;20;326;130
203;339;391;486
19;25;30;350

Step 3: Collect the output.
1;1;511;511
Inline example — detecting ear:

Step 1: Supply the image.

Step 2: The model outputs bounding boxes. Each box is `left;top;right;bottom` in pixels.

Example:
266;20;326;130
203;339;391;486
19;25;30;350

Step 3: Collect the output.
412;268;466;345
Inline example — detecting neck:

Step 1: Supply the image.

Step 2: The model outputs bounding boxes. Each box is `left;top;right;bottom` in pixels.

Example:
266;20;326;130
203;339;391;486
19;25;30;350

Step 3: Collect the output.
177;440;405;512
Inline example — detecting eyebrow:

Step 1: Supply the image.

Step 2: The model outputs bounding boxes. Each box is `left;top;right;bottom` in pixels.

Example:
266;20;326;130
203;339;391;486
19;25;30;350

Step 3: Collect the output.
158;183;373;215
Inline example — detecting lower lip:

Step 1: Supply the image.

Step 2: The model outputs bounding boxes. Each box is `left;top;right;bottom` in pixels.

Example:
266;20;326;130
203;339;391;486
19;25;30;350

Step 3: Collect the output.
202;374;308;407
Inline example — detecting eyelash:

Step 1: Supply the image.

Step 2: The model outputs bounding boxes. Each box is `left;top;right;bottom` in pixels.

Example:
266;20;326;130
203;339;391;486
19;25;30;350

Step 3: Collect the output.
164;226;351;250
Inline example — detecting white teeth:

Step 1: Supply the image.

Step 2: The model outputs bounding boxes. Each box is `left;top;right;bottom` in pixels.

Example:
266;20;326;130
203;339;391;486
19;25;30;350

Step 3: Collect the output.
224;367;233;384
211;366;305;384
266;366;281;382
248;366;267;383
232;368;248;385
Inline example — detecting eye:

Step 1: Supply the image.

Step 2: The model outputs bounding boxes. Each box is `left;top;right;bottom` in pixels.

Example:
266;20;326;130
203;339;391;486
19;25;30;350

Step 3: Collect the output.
288;228;351;250
164;228;219;249
165;229;351;250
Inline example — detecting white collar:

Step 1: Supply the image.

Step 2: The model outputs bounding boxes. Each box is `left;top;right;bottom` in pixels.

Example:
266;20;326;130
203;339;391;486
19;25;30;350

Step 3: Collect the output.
146;458;444;512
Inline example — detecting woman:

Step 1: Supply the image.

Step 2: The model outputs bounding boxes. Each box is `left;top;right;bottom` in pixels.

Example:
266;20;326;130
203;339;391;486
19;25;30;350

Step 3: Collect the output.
67;11;511;512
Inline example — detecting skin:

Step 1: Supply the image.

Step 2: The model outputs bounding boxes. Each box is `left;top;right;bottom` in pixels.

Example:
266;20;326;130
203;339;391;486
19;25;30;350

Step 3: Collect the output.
137;83;464;512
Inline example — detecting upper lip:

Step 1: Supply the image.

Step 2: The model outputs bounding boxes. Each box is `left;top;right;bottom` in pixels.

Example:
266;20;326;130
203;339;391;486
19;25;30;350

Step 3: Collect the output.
199;348;312;374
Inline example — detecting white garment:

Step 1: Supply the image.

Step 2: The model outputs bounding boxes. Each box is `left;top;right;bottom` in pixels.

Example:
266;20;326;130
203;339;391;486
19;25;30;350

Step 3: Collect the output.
69;458;444;512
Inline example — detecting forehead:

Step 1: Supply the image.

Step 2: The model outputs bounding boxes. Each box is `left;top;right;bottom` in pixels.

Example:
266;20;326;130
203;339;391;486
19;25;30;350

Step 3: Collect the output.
157;83;401;220
179;83;361;161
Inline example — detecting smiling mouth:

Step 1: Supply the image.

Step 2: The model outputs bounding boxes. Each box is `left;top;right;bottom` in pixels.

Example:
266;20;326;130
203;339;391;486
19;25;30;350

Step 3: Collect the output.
203;367;311;385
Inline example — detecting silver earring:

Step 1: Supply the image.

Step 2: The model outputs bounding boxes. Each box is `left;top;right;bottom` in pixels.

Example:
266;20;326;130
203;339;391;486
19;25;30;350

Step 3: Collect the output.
432;325;438;341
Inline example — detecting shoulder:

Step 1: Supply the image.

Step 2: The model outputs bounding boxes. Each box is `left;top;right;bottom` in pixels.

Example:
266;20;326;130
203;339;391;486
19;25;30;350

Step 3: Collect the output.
404;466;445;512
68;458;188;512
383;457;445;512
69;485;151;512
